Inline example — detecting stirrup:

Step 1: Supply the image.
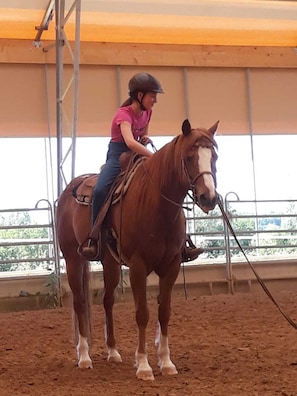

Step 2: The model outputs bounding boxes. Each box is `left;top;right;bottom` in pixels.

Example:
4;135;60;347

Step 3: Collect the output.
182;235;204;262
78;238;101;260
182;246;204;262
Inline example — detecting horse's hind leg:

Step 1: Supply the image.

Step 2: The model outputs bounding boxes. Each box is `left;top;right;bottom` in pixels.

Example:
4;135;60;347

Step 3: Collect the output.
155;263;180;376
66;255;93;369
102;258;122;363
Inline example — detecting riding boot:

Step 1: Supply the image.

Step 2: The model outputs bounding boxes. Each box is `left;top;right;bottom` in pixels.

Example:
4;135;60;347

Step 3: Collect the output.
78;229;102;260
78;203;106;260
182;234;204;262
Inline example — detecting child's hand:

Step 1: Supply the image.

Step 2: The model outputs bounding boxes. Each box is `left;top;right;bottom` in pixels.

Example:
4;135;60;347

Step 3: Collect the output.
140;136;152;146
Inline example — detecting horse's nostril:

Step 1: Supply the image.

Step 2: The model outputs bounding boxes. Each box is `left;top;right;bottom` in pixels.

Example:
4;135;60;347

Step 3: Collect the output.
199;194;208;205
199;193;217;208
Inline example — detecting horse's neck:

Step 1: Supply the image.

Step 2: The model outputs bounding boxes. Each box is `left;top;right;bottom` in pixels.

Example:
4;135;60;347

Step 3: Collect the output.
142;158;188;213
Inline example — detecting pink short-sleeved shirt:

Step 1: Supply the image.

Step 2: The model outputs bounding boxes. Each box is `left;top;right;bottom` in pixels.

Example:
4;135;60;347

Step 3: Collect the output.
111;106;152;142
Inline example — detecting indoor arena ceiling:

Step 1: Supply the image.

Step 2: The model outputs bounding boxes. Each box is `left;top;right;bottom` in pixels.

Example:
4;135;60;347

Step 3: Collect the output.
1;0;297;47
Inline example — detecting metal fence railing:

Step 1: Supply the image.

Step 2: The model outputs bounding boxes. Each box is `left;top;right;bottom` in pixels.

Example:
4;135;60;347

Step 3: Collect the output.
185;193;297;263
0;199;61;303
1;195;296;304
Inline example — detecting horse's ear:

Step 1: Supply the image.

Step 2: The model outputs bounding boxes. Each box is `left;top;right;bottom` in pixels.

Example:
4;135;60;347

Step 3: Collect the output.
209;121;219;136
182;119;192;136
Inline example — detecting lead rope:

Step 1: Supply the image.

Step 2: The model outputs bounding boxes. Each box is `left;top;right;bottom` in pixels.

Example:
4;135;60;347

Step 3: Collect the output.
217;195;297;330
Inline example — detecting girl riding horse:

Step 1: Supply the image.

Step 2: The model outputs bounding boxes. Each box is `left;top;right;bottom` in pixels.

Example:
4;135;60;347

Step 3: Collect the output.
79;72;202;262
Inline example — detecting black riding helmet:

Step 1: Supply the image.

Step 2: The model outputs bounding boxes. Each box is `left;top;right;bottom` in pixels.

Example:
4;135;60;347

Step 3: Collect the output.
128;73;164;110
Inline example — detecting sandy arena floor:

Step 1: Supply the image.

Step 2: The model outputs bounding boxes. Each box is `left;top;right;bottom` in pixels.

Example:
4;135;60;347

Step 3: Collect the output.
1;290;297;396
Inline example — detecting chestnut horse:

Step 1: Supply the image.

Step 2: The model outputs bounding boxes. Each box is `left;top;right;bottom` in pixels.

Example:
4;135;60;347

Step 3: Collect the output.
56;119;219;380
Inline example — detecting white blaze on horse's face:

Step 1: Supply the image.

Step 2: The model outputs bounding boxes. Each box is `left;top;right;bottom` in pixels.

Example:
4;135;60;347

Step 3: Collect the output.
198;146;216;199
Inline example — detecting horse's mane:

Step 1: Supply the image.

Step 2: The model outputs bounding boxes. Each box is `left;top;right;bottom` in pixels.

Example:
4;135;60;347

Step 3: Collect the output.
147;136;182;189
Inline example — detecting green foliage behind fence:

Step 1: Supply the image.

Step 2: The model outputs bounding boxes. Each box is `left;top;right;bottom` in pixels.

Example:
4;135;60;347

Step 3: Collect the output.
0;211;53;272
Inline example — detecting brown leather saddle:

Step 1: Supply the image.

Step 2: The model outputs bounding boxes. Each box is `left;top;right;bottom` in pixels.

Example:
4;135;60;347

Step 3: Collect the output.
73;173;98;205
72;152;145;223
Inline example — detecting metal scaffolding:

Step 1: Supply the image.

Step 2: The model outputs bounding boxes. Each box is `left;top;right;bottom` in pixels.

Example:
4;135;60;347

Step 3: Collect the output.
33;0;55;47
55;0;81;198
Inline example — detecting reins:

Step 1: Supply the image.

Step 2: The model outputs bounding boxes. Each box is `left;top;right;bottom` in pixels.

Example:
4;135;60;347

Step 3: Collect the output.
217;194;297;330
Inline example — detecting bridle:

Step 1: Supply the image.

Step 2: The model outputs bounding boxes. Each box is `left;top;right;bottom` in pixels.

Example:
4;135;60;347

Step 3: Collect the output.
143;140;217;210
181;146;217;206
183;162;215;192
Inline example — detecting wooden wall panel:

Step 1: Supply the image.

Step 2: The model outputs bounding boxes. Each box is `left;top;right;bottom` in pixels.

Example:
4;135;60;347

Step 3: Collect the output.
187;68;250;135
250;69;297;134
0;64;296;137
77;66;118;136
0;64;49;137
1;41;297;69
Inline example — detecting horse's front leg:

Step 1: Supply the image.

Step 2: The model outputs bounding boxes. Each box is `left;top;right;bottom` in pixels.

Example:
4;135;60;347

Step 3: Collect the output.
129;263;154;381
155;262;180;376
76;333;92;368
102;259;122;363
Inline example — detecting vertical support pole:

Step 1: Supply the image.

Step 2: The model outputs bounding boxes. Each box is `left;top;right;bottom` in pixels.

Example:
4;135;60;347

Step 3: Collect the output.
55;0;81;197
55;0;64;198
54;0;81;305
71;0;81;179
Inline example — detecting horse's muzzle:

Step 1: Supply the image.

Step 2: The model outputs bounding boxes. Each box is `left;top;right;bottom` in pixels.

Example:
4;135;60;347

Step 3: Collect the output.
197;191;218;213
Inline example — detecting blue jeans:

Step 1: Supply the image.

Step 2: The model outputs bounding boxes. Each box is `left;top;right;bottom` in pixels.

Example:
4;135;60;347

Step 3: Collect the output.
92;141;129;225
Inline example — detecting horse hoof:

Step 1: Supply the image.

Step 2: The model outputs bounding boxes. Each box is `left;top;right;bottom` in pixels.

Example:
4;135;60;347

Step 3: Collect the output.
136;368;155;381
160;364;178;376
78;358;93;369
107;349;122;363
